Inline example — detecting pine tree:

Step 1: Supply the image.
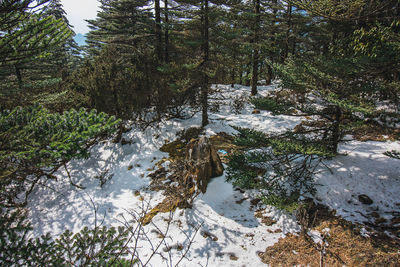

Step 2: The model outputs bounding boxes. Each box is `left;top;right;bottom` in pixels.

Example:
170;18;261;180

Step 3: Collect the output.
86;0;153;56
275;0;400;153
0;104;120;207
0;0;73;108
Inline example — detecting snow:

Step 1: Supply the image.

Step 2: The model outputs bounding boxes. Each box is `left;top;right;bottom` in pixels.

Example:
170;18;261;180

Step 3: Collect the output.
315;139;400;225
27;83;400;266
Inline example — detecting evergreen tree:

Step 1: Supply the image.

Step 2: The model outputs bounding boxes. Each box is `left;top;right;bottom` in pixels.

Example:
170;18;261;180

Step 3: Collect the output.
86;0;153;56
0;104;120;207
275;0;400;153
0;0;73;108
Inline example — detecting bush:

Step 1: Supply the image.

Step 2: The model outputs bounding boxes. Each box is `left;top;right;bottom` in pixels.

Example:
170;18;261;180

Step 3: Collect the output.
0;208;132;266
231;125;269;148
250;97;292;115
226;127;332;209
0;104;120;206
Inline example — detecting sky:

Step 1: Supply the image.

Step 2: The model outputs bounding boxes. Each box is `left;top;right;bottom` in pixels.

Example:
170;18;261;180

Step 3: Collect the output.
61;0;100;34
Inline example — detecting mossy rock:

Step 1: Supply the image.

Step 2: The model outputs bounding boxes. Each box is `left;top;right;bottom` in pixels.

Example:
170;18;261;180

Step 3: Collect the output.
160;140;185;158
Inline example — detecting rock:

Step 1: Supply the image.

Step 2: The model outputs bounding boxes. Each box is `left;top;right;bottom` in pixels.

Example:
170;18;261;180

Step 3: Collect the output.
184;137;224;193
229;253;238;261
358;194;373;205
252;109;261;114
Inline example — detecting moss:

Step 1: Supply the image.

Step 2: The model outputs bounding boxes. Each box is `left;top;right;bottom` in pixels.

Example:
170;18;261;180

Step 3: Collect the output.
142;197;181;225
160;140;185;158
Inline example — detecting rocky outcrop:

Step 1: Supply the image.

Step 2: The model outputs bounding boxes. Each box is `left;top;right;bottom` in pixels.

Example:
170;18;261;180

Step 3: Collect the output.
183;137;224;193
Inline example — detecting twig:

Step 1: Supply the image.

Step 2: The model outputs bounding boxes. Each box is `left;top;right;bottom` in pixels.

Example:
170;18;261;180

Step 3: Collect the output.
64;162;86;189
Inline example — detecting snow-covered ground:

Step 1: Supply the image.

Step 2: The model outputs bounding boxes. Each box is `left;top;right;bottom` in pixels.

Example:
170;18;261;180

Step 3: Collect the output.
28;83;400;266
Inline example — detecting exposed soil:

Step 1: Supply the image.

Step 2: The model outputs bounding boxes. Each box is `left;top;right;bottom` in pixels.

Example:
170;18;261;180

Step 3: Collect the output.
350;122;400;142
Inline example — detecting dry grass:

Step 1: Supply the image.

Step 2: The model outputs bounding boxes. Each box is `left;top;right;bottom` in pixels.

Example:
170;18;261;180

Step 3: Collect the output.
351;123;400;142
259;208;400;267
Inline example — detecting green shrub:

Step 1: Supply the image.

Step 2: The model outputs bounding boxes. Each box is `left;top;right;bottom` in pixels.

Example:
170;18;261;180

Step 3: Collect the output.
0;104;120;206
261;194;301;213
231;125;269;148
250;97;292;115
384;150;400;160
227;127;331;210
0;208;133;266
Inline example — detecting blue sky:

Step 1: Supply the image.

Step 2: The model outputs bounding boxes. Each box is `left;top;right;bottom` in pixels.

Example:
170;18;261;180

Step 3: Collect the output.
61;0;100;34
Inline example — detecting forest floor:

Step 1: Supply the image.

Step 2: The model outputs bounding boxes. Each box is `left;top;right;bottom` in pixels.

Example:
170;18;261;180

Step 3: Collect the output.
28;83;400;266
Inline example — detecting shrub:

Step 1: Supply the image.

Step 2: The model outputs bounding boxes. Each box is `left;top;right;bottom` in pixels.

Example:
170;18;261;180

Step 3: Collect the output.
0;104;120;206
0;208;131;266
250;97;292;115
226;127;332;210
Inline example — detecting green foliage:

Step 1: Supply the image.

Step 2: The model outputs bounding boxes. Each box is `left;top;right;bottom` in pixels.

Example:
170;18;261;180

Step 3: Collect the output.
55;226;131;266
0;104;120;206
226;152;260;189
250;97;292;115
227;127;326;208
384;150;400;160
0;0;82;110
0;209;61;266
0;208;133;266
231;126;269;148
269;134;335;158
261;194;301;213
281;0;400;154
0;8;72;65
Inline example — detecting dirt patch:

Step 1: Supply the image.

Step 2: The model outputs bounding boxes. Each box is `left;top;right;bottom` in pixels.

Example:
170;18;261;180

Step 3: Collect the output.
255;210;277;226
350;122;400;142
259;206;400;267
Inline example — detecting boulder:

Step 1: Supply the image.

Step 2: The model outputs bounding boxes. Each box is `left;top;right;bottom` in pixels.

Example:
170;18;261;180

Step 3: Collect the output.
183;137;224;193
358;194;373;205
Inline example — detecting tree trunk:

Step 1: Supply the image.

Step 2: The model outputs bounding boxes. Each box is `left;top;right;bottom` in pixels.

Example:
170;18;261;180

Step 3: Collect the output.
164;0;169;63
331;106;342;153
251;0;260;96
245;62;251;86
231;52;236;87
239;65;243;84
282;2;292;62
266;64;273;85
201;0;209;127
15;65;23;90
155;0;162;61
266;0;278;84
